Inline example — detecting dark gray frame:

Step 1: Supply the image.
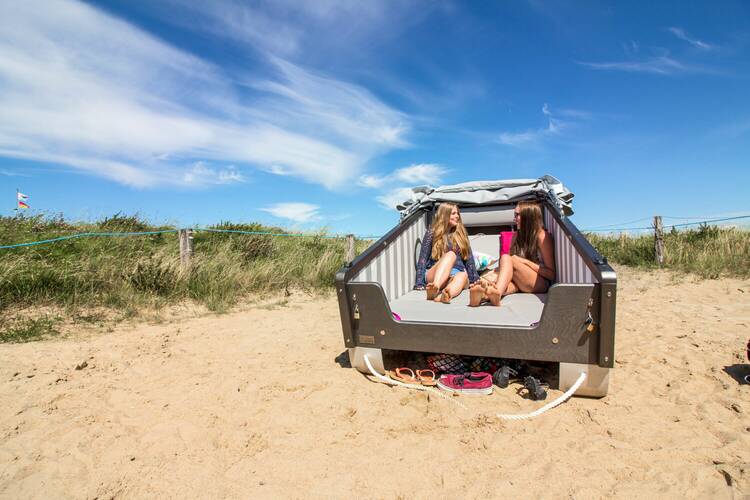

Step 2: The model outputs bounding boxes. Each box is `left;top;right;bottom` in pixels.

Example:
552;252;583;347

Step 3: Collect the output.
335;198;617;368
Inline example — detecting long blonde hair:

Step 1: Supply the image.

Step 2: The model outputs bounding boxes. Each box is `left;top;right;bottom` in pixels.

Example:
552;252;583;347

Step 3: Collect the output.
430;203;470;261
510;201;544;262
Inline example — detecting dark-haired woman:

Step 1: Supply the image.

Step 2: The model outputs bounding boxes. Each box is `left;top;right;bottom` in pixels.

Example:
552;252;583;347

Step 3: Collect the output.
469;201;555;307
414;203;480;304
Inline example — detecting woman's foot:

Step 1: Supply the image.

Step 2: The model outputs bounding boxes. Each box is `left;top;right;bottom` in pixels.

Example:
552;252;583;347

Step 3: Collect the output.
440;289;452;304
425;282;439;301
469;282;485;307
486;285;502;307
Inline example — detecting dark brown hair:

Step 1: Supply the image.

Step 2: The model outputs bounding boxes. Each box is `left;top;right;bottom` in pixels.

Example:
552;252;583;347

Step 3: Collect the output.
510;201;544;263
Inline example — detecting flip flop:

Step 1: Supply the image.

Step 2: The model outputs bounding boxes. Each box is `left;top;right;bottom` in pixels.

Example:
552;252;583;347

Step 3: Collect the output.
389;367;418;384
416;369;438;386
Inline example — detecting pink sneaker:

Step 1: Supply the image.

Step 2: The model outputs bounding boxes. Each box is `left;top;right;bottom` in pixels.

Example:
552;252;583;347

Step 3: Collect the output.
437;372;493;395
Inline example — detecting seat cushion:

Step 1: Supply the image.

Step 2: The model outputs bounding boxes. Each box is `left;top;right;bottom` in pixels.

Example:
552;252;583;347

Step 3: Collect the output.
389;290;546;327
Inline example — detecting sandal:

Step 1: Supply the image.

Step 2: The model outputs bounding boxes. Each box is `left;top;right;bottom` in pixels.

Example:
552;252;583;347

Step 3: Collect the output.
389;367;418;384
416;369;438;386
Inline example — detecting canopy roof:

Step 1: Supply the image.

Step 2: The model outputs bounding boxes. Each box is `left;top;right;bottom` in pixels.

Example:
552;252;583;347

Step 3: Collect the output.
396;175;574;218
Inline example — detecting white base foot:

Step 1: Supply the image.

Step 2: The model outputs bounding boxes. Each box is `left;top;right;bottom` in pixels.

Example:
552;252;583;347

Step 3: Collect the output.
559;362;610;397
349;347;384;374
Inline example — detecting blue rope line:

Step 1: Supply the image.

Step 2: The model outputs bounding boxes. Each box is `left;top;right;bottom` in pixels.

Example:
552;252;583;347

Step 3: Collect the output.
0;228;381;250
195;228;342;239
0;230;179;249
583;217;653;230
195;228;380;239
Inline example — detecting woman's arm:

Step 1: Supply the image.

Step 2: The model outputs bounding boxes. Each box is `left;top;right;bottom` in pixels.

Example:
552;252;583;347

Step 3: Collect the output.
518;231;555;281
463;249;480;284
414;230;433;289
536;230;556;281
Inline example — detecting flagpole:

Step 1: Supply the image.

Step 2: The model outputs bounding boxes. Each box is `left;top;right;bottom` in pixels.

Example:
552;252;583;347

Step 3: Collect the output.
15;188;18;215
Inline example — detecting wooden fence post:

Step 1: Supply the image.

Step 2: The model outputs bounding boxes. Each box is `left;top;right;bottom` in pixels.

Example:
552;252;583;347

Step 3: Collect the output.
653;216;664;267
345;234;355;265
179;229;194;268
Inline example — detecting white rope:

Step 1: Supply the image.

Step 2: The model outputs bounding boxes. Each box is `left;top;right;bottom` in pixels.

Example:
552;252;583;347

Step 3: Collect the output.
496;371;587;421
364;354;587;420
364;354;467;410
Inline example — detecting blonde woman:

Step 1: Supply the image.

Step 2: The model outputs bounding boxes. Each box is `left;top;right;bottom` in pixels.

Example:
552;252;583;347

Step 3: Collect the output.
469;201;555;307
414;203;480;303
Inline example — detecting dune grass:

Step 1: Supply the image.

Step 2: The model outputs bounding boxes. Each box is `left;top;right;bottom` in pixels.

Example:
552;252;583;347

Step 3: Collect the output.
586;224;750;279
0;316;60;343
0;214;370;331
4;213;746;343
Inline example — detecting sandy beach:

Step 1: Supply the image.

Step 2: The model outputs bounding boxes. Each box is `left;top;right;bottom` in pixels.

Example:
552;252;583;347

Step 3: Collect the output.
1;266;749;499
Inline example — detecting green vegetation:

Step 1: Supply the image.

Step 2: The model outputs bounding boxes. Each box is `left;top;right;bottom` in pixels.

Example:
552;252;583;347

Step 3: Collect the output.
0;316;59;343
0;214;370;334
586;224;750;279
5;213;746;343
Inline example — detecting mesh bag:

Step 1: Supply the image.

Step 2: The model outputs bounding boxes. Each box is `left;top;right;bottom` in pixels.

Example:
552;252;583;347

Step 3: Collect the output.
426;354;468;374
467;356;502;373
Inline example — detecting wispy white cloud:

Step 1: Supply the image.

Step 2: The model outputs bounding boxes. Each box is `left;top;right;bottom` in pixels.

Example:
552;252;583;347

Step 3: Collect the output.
0;169;31;177
0;0;409;189
622;40;640;56
246;57;409;150
359;163;448;210
358;163;447;188
260;202;321;223
376;187;416;211
358;174;387;189
667;27;713;50
579;27;720;76
165;0;431;60
182;163;245;186
265;165;294;176
576;55;696;75
498;130;545;147
392;164;447;184
498;103;571;147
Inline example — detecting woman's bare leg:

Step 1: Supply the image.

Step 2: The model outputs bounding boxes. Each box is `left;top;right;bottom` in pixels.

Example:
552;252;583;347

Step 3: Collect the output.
510;255;549;293
485;254;514;306
482;270;499;285
430;251;456;289
424;251;457;300
425;263;439;300
440;271;468;304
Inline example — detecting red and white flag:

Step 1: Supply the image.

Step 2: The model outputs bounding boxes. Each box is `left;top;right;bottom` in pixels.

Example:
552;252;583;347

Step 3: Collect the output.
17;191;29;209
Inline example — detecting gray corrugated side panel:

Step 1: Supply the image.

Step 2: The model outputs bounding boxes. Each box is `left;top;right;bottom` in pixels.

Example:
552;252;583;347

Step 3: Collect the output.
335;209;428;348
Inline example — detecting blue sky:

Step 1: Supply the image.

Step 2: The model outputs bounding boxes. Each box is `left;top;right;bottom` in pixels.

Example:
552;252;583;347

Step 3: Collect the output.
1;0;749;235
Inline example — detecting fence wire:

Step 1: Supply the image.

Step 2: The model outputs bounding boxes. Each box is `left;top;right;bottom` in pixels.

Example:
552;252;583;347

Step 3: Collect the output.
0;227;380;250
582;214;750;233
2;214;748;250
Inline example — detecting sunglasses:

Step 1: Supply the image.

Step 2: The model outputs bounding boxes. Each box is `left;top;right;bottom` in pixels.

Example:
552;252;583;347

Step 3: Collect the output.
513;211;521;219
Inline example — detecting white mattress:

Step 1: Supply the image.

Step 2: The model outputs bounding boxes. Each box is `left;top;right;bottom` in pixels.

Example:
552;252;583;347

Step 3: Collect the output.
389;290;547;327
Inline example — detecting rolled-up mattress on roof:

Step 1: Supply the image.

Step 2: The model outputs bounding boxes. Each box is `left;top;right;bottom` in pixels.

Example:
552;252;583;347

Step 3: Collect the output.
396;174;574;218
